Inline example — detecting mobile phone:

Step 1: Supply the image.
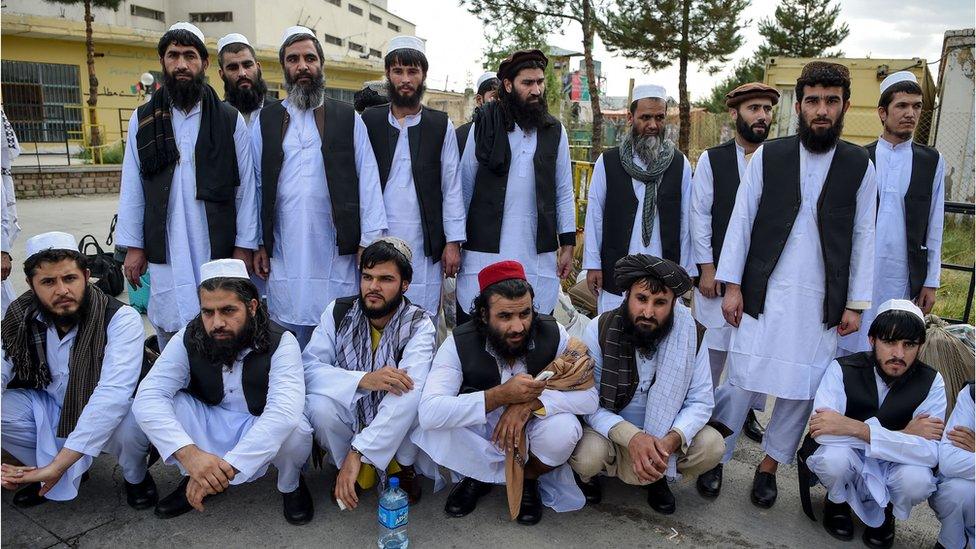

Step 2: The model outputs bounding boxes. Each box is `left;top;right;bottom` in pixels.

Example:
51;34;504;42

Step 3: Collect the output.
534;370;555;382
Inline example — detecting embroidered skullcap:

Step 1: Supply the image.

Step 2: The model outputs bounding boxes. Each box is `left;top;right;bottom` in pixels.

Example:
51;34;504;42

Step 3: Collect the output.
478;260;527;292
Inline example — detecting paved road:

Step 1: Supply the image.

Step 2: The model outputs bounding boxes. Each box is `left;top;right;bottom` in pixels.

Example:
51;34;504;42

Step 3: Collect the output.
2;195;944;548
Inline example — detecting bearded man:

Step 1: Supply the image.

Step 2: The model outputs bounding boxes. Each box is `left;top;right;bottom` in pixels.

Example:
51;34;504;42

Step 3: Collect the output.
583;84;695;315
217;33;274;127
457;72;501;155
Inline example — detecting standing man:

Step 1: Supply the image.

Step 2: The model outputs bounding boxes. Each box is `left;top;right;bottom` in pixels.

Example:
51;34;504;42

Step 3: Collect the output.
691;83;779;448
838;71;945;355
456;50;576;323
217;33;274;127
361;36;465;317
583;84;694;314
456;72;501;155
251;27;387;348
1;109;21;315
117;22;259;350
697;62;876;508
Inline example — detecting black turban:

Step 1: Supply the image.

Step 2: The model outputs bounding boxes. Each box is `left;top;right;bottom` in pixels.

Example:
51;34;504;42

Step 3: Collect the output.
613;254;692;296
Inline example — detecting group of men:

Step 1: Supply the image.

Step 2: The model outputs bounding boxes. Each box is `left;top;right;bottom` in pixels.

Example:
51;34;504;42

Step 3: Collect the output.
0;19;971;549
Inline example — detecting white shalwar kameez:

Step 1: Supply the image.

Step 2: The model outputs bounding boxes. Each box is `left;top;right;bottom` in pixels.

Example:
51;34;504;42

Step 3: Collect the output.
117;104;260;341
133;328;310;493
839;138;944;353
930;386;975;549
806;360;945;527
380;109;466;317
412;324;599;512
712;144;876;465
583;151;695;314
1;113;21;315
251;99;387;343
1;306;149;500
456;123;575;316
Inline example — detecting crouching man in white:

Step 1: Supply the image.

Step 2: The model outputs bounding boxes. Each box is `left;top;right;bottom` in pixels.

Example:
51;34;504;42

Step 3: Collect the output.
133;259;313;524
797;299;945;549
930;383;974;549
1;232;153;508
304;238;437;511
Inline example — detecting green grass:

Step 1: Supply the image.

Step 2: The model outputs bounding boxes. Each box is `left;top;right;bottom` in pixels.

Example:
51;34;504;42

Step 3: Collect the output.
75;140;124;164
934;217;975;323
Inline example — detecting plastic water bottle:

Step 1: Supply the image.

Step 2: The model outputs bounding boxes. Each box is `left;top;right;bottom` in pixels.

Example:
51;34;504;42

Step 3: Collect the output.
377;477;409;549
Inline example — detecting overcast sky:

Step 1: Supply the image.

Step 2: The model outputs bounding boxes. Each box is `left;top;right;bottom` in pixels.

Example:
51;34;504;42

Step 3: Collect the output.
386;0;975;99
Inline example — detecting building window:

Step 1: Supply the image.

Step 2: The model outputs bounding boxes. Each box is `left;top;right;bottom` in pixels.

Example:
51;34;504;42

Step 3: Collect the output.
369;48;382;58
348;4;363;15
265;82;283;100
325;87;356;104
325;0;340;5
348;42;364;53
323;34;343;46
189;12;233;22
388;22;400;32
130;4;165;21
369;14;382;24
1;61;82;143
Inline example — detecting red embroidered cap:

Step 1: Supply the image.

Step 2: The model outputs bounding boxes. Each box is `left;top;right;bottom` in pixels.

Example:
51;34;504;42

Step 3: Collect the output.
478;260;527;292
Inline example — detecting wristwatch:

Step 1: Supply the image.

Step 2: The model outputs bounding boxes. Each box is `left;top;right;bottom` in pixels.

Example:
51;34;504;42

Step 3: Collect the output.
350;446;363;458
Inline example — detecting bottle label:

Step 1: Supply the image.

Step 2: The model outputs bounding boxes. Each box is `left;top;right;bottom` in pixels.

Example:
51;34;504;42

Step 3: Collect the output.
378;502;408;529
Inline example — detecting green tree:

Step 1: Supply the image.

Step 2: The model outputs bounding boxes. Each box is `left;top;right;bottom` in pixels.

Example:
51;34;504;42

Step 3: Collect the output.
600;0;749;152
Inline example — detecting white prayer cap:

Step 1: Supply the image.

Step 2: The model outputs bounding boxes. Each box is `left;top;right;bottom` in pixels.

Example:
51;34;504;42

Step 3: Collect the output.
876;298;925;323
25;232;77;258
167;22;205;46
633;84;668;102
217;33;251;54
280;26;316;47
880;71;919;95
200;259;249;283
374;236;413;263
387;35;425;56
476;72;498;90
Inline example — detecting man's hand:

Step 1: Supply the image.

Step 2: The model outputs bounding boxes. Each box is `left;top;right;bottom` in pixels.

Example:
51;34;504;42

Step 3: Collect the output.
903;413;945;441
123;247;148;288
1;463;35;490
915;287;937;315
174;445;236;494
442;242;461;278
492;402;534;452
627;432;669;483
808;408;868;440
186;477;213;512
253;246;270;280
334;450;362;510
359;366;414;396
698;263;721;299
6;463;67;497
232;247;255;274
721;284;744;327
586;269;603;297
837;309;862;336
1;251;10;281
557;245;575;280
947;425;975;453
485;374;545;411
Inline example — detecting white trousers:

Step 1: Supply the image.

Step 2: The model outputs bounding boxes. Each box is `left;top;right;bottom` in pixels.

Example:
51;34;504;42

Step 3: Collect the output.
713;380;812;465
930;476;976;549
700;347;765;410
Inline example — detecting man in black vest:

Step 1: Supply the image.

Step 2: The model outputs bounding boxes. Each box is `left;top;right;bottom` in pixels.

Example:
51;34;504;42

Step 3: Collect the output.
582;83;694;315
838;70;945;355
700;61;877;509
455;50;576;325
251;26;387;349
797;300;945;548
133;259;314;524
691;82;779;455
414;261;598;525
117;22;259;351
217;33;274;128
456;72;501;156
361;36;465;317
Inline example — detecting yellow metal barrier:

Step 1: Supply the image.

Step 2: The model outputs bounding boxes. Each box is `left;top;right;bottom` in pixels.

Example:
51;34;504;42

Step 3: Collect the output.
572;160;595;231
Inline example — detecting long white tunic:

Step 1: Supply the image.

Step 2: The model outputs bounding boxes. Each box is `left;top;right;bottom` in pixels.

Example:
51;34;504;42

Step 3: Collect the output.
133;328;306;483
456;123;575;315
381;109;466;316
690;145;749;350
251;98;387;327
583;151;696;314
839;138;945;353
715;145;876;400
931;386;975;549
1;112;21;314
117;103;260;332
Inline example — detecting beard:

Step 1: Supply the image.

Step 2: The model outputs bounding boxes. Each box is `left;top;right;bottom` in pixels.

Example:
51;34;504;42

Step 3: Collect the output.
200;313;257;367
34;288;88;329
620;304;674;356
503;90;548;131
283;68;325;110
386;79;426;109
359;291;404;320
736;114;769;144
798;112;844;153
486;315;537;360
625;128;663;165
164;68;206;111
223;69;268;115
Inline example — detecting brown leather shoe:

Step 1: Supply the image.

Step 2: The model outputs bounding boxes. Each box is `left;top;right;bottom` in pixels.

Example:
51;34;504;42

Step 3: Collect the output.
391;465;422;505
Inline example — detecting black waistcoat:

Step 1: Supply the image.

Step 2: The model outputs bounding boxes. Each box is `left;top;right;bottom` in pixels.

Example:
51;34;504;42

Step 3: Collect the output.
137;100;240;264
740;136;869;328
362;106;449;260
259;98;361;256
705;139;741;267
599;147;684;295
184;320;287;416
456;121;473;156
866;140;940;299
453;315;560;394
464;121;569;254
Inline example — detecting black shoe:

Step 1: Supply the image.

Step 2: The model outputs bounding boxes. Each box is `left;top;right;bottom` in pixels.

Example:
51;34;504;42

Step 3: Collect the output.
750;468;777;508
125;472;159;510
574;473;602;505
696;463;723;498
862;506;896;549
154;477;193;519
646;478;676;515
282;475;314;525
743;410;765;443
12;482;46;508
516;478;543;525
933;542;946;549
444;477;491;518
822;498;855;541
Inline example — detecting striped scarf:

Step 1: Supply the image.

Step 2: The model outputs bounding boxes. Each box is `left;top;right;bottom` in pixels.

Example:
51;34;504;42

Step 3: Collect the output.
619;133;675;247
